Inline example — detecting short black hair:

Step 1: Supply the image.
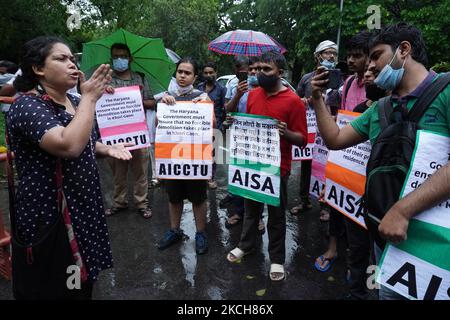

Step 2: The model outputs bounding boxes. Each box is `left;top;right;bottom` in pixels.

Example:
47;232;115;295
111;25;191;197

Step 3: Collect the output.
248;55;261;66
177;57;199;75
368;22;428;65
111;43;131;57
260;50;287;70
346;30;373;55
203;61;217;72
234;55;249;68
14;36;68;92
0;60;18;74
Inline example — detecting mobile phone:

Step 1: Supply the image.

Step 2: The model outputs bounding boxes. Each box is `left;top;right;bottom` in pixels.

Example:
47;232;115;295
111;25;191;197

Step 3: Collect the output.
327;69;341;89
237;71;248;82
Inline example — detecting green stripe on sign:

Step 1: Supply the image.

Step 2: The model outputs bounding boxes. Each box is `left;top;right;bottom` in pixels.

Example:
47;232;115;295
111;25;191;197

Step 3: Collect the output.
229;158;280;175
229;112;275;120
228;184;280;207
395;219;450;271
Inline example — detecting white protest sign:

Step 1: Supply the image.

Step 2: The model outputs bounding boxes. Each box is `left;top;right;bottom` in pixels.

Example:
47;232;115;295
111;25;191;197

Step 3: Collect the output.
96;85;150;150
293;106;316;161
228;113;281;206
325;110;371;228
155;101;213;180
378;130;450;300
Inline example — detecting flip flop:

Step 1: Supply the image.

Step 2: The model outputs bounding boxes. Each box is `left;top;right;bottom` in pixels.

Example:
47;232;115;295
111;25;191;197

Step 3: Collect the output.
314;255;337;272
226;247;252;263
269;263;285;281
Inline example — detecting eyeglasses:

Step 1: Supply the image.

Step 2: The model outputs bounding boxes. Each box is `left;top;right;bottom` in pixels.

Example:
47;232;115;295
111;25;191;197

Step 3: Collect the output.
322;51;337;57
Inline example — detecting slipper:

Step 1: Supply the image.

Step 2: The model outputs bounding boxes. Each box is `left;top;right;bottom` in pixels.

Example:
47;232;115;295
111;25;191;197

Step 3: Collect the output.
225;214;243;228
269;263;285;281
105;206;127;217
290;203;313;216
314;255;337;272
137;207;153;219
226;247;251;263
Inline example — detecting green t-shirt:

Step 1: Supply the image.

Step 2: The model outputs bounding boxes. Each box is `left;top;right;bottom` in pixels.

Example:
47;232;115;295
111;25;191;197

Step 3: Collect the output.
351;73;450;144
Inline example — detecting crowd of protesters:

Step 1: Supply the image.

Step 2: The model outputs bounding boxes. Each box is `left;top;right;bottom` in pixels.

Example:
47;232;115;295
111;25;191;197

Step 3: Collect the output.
1;21;449;300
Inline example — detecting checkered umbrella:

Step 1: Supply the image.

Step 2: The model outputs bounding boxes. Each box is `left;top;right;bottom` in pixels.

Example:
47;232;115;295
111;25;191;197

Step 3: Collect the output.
208;30;287;56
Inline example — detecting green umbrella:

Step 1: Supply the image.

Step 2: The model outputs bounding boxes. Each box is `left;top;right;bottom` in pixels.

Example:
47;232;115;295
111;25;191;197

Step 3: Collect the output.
81;28;175;94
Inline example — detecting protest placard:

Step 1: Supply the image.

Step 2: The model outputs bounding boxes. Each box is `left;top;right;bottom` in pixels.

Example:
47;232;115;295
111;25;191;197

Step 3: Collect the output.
228;113;281;206
293;106;316;161
325;110;371;228
377;130;450;300
155;101;213;180
96;85;150;150
310;131;329;199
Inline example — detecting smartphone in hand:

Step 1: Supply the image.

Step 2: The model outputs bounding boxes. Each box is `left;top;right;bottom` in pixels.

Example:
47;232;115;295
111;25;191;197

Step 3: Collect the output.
237;71;248;82
327;69;341;89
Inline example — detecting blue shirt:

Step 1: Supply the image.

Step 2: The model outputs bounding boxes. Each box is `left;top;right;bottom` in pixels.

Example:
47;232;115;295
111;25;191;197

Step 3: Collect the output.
198;81;226;128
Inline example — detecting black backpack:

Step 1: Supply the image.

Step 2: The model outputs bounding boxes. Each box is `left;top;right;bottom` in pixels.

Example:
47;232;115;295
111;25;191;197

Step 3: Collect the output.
363;73;450;248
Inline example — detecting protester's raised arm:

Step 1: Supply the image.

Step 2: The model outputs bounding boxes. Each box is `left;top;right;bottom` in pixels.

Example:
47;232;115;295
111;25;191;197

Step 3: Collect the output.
40;64;112;158
311;66;364;150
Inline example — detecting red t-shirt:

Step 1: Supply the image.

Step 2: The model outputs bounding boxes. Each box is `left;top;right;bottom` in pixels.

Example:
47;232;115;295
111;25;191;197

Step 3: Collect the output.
247;87;307;176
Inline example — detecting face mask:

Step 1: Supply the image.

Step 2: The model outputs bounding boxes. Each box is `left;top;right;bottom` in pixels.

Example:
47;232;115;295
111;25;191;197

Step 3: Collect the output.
174;83;194;96
113;58;129;72
374;48;407;91
204;76;215;84
257;73;279;91
320;59;336;69
247;75;259;87
365;83;387;101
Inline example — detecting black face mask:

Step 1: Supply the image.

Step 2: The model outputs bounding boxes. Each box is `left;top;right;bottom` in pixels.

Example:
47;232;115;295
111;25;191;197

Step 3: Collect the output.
365;83;387;101
257;73;279;91
204;76;215;84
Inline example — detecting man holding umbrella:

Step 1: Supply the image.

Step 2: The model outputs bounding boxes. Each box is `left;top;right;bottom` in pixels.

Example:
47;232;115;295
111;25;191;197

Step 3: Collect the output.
105;43;154;218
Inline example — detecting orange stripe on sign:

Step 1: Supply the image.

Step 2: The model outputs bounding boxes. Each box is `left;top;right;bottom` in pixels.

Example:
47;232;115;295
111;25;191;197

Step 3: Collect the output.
338;110;362;117
325;162;366;195
155;143;213;160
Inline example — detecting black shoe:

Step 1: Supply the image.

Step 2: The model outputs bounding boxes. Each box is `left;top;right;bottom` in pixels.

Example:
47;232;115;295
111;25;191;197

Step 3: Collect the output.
157;229;183;250
338;293;361;300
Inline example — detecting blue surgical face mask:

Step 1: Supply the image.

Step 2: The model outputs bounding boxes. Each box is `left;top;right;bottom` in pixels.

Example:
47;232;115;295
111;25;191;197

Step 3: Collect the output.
320;59;336;69
113;58;129;72
374;48;407;91
247;75;259;87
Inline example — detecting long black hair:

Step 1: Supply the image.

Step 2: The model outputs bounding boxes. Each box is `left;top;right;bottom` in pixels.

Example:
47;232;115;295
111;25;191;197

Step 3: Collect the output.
14;36;68;92
176;57;199;75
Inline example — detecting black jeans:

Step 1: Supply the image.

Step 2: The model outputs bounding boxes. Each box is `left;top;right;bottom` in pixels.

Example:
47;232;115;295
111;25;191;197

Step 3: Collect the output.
299;160;312;204
238;176;288;264
344;219;371;300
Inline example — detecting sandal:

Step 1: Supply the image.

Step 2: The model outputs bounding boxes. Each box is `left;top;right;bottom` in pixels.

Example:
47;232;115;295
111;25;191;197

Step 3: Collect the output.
105;206;127;217
226;247;251;263
225;214;243;228
137;207;153;219
269;263;285;281
290;203;313;216
314;255;337;272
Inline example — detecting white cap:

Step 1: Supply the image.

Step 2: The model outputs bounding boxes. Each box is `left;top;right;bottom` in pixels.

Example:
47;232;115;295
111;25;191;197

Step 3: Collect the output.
314;40;338;55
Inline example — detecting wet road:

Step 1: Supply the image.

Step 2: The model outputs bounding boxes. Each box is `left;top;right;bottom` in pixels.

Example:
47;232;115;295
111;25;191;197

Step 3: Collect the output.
1;160;358;300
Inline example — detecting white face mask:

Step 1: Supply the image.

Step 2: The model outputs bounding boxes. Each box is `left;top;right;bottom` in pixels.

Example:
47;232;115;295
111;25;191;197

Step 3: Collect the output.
174;83;193;96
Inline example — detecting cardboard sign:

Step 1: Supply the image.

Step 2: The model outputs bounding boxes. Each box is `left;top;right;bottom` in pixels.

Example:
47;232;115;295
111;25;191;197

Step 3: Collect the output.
228;113;281;206
155;101;213;180
325;110;371;228
96;85;150;150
